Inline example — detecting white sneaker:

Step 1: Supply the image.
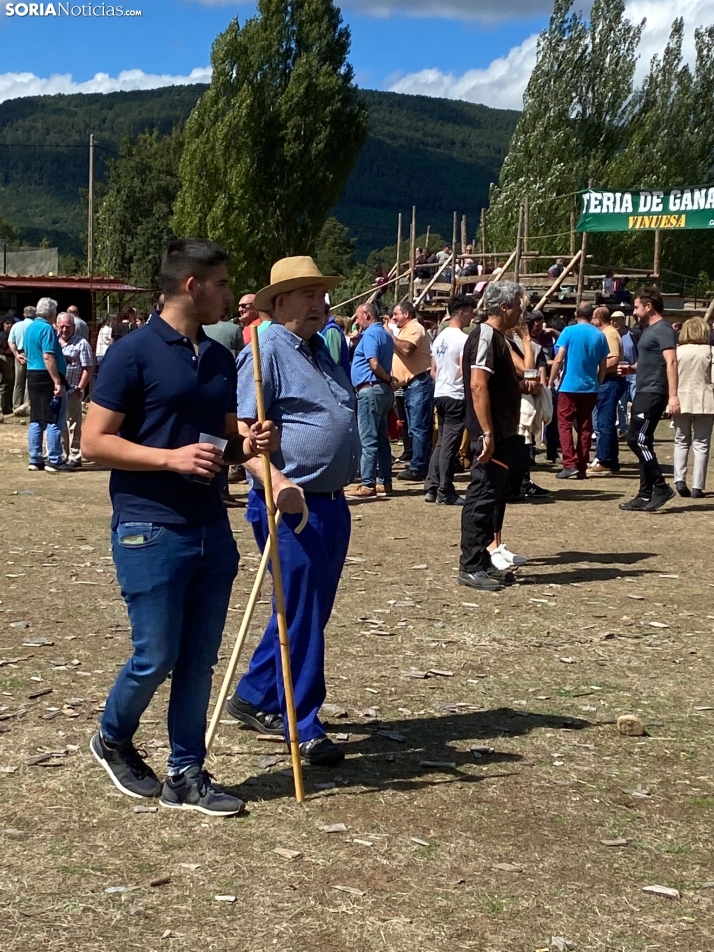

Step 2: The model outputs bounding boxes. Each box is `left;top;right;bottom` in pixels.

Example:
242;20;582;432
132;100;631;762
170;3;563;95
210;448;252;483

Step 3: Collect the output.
490;547;512;571
496;544;528;566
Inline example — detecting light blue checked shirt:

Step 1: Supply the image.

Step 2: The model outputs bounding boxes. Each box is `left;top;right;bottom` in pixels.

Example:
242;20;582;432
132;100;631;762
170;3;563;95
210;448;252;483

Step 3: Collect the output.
237;323;359;493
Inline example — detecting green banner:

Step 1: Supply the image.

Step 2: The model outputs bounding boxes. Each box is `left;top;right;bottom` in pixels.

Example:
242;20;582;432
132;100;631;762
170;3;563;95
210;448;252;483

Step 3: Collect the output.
576;187;714;232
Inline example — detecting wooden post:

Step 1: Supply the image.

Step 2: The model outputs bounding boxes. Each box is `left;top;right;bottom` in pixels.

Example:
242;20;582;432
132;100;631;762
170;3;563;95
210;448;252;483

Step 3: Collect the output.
523;197;529;255
577;231;589;303
393;213;402;305
451;211;458;296
461;215;467;255
480;207;487;257
513;203;524;284
425;225;431;250
570;209;576;258
408;205;416;301
534;249;583;311
705;296;714;323
87;133;95;277
653;227;661;281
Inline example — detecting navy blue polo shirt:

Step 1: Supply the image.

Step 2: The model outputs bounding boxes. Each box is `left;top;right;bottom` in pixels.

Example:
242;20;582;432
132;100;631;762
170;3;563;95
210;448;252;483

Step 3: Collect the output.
92;315;237;529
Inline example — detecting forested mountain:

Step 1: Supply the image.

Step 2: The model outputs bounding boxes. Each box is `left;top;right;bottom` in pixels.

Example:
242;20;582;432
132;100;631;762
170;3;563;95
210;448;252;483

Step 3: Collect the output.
0;85;518;260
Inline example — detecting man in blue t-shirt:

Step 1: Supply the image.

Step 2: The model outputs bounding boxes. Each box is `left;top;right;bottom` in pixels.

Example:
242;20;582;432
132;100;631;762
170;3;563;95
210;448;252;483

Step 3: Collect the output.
81;238;282;817
23;297;69;472
548;303;609;478
348;302;395;497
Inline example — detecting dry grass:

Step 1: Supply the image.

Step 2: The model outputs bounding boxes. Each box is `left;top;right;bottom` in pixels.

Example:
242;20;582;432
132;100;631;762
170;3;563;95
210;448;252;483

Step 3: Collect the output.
1;416;714;952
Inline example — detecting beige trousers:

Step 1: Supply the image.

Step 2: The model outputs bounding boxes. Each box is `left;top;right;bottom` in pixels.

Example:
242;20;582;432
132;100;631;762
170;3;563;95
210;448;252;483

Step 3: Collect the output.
62;390;84;463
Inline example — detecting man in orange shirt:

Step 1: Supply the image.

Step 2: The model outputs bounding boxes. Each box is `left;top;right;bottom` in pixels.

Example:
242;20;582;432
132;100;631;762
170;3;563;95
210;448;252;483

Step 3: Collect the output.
238;293;262;347
386;301;434;481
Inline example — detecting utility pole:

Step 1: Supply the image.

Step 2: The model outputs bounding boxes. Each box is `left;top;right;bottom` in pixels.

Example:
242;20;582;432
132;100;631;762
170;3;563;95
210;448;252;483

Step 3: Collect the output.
653;228;661;282
87;133;95;277
408;205;416;301
514;203;525;284
480;207;487;258
394;212;402;305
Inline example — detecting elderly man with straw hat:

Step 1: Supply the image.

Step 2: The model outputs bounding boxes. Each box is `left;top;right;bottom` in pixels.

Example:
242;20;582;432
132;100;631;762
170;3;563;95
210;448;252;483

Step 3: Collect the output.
226;256;360;767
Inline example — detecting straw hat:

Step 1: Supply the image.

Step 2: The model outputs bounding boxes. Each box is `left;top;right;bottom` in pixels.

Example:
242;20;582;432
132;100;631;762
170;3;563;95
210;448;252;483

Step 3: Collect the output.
254;256;341;312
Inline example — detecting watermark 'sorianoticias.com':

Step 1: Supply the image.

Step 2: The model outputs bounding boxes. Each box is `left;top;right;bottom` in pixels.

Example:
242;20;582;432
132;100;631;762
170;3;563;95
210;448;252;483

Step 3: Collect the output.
5;3;142;15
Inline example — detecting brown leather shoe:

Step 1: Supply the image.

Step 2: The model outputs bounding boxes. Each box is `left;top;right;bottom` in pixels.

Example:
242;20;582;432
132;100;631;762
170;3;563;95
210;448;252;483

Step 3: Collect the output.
346;485;376;498
376;483;393;496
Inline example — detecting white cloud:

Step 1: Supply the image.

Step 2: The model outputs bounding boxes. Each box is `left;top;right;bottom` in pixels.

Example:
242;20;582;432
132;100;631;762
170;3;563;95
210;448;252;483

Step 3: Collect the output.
185;0;553;21
389;0;711;109
0;67;212;104
389;33;537;110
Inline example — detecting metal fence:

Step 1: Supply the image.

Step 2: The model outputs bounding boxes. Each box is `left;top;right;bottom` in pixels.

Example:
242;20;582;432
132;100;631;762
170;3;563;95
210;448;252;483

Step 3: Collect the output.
1;246;59;277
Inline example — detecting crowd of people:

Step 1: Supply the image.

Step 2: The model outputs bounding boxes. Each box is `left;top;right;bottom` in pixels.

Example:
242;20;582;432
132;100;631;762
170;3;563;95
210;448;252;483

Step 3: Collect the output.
2;242;712;814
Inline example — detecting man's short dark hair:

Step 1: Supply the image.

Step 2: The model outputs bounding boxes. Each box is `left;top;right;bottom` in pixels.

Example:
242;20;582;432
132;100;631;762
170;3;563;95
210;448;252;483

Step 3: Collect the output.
447;294;474;317
635;285;664;314
576;302;594;321
396;300;416;320
160;238;230;297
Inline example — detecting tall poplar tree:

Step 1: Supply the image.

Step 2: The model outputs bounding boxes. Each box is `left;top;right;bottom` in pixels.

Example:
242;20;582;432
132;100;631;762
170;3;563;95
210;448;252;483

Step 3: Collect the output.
173;0;368;290
95;127;184;288
486;0;643;257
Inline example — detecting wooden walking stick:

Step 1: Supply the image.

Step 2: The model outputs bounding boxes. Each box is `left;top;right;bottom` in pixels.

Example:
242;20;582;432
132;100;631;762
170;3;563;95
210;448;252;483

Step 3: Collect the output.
205;512;281;755
250;324;305;802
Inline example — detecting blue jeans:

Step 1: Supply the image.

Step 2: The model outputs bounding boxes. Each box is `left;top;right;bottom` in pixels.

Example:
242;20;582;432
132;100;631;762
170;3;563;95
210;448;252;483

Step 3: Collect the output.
28;393;67;466
403;375;434;474
356;383;394;486
596;376;627;469
101;518;238;771
618;376;636;433
237;490;350;743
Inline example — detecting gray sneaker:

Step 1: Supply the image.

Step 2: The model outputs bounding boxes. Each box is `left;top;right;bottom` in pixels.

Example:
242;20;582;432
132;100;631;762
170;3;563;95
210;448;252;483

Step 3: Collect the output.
458;570;503;591
160;766;245;817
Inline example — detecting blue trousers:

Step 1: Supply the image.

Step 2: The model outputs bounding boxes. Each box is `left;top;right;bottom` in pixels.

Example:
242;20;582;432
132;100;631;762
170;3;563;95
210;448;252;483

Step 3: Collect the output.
595;376;627;469
403;375;434;474
102;518;239;771
356;383;394;486
28;393;67;466
237;490;351;743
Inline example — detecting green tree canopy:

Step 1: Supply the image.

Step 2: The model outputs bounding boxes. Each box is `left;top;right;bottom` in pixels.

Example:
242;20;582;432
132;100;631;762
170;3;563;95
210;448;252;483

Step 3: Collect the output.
173;0;368;290
95;127;184;288
486;0;644;257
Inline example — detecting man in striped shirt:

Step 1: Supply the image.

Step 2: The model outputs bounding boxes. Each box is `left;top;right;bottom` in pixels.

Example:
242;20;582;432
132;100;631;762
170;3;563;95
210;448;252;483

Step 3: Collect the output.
57;312;94;469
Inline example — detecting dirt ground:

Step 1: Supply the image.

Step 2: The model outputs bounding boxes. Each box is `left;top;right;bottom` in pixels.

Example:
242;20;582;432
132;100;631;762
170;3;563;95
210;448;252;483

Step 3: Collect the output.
1;414;714;952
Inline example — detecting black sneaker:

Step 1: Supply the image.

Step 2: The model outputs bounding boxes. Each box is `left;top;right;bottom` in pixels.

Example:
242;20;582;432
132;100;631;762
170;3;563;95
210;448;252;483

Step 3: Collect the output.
226;695;284;736
618;495;651;511
644;485;675;511
160;765;245;817
437;494;464;506
521;481;551;498
691;488;705;499
457;570;503;592
396;469;427;482
486;566;516;586
27;461;45;471
90;731;162;799
299;736;345;766
424;490;437;503
675;481;690;497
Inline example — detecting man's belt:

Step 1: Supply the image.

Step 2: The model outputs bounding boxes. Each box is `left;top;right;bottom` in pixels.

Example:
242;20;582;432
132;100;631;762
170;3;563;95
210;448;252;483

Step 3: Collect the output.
355;380;387;392
405;371;431;386
303;490;344;500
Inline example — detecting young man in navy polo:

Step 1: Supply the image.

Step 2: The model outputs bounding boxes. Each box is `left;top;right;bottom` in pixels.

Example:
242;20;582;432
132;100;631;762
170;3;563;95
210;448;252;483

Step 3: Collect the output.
82;238;279;816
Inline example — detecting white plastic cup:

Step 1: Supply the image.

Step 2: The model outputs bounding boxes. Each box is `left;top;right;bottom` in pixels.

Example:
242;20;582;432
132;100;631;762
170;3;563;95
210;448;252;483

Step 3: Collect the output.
195;432;228;485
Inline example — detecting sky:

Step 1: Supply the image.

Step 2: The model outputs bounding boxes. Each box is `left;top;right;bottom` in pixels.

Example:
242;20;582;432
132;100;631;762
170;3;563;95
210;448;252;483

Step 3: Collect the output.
0;0;711;111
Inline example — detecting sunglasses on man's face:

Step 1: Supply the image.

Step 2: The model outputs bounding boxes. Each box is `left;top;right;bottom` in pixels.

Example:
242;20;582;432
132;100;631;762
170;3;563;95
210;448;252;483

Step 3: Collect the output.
238;303;255;310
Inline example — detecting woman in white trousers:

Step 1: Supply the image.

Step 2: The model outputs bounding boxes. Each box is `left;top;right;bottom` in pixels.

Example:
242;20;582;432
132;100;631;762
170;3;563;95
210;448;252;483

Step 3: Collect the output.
674;317;714;499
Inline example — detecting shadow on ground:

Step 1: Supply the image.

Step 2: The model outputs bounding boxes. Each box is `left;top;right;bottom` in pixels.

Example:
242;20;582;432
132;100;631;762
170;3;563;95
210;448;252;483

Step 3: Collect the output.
227;708;591;803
